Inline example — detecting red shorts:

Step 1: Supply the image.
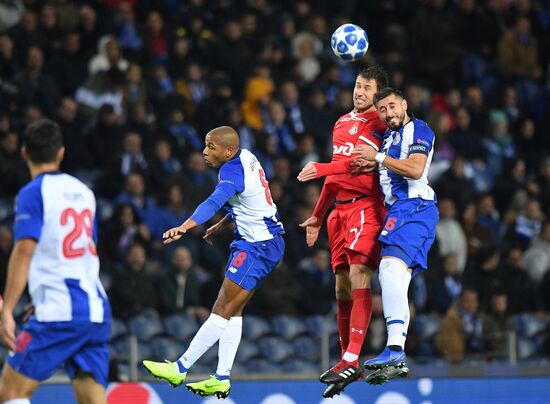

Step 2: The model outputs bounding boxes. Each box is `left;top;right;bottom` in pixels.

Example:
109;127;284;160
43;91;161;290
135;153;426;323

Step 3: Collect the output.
327;197;385;273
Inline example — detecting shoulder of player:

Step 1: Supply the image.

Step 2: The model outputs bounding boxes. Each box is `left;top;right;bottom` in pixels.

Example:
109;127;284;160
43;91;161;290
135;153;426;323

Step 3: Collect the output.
17;175;43;200
411;118;435;138
220;149;246;177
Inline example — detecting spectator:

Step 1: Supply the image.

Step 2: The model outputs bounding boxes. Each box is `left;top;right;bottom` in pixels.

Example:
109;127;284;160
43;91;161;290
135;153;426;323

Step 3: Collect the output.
461;201;494;271
297;248;334;315
436;289;488;362
114;172;158;231
0;226;12;291
431;254;463;315
502;247;542;314
143;11;167;65
436;198;468;274
484;291;515;360
57;97;94;174
465;247;504;310
522;220;550;284
100;203;151;266
0;131;29;200
115;1;142;57
265;100;296;154
109;242;158;320
512;198;544;244
150;183;189;243
154;246;208;319
435;157;476;213
498;16;542;81
176;151;217;211
14;46;61;117
88;35;128;75
148;138;182;192
46;31;89;96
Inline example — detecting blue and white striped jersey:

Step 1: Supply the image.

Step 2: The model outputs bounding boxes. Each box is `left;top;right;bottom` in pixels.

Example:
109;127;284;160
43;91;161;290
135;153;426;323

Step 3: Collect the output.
378;117;436;207
190;149;284;242
14;172;110;323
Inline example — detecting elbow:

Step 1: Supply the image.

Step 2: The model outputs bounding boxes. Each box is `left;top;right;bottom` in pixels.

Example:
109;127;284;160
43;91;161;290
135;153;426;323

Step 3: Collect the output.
410;169;423;180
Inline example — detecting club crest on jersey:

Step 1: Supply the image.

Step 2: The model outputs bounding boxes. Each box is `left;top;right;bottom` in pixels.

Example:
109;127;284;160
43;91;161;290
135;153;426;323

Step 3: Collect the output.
349;122;359;135
393;132;401;145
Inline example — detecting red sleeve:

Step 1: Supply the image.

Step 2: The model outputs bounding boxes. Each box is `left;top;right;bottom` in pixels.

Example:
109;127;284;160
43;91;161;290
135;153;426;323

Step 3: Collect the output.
311;182;335;224
313;160;352;177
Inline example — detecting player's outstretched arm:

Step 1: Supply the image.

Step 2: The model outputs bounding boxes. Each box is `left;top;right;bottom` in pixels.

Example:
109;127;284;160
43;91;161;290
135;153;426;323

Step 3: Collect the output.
298;160;351;182
164;181;237;245
1;239;36;351
163;218;198;244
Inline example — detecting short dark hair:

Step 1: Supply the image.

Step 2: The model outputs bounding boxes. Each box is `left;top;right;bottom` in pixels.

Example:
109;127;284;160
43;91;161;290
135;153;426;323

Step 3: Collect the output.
23;119;63;164
373;87;404;107
357;65;389;90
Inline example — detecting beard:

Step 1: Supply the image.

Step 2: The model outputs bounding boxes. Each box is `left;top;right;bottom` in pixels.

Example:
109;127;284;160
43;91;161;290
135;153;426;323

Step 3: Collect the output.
385;113;405;130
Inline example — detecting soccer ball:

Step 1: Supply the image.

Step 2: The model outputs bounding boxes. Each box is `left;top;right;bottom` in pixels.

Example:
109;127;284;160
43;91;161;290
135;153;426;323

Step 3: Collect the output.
330;23;369;61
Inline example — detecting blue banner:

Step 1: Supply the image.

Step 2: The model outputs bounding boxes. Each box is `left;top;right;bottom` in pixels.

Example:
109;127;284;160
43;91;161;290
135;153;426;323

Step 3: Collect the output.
34;378;550;403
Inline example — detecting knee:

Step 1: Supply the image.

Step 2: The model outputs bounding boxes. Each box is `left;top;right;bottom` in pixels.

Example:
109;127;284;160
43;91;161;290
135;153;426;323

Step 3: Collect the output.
349;266;372;290
0;382;30;401
334;285;352;300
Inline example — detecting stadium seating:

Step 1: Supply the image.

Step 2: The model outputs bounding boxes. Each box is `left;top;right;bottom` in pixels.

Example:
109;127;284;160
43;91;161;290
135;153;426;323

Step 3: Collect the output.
111;318;129;340
516;314;546;338
246;358;285;373
163;313;199;341
280;358;319;373
235;338;261;363
128;310;164;341
271;315;308;339
243;315;272;340
305;315;338;337
150;337;183;361
259;337;295;362
293;336;320;361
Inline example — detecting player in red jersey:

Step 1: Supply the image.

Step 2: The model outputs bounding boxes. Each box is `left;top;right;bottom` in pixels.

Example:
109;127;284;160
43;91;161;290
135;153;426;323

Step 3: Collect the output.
297;66;388;398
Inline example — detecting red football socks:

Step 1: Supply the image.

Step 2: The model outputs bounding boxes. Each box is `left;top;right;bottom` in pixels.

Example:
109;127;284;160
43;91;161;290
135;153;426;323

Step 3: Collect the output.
336;299;353;356
344;288;372;361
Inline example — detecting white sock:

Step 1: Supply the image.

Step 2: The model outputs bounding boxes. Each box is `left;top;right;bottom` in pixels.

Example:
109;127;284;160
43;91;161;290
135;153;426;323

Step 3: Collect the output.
399;271;412;349
177;313;229;372
215;316;243;379
379;258;409;347
3;399;31;404
342;352;359;362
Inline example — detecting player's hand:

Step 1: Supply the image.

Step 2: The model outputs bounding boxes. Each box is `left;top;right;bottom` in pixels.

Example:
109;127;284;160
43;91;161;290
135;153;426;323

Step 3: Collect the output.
352;144;377;161
297;162;318;182
351;160;377;175
203;223;223;245
163;225;186;244
299;217;320;247
1;310;16;351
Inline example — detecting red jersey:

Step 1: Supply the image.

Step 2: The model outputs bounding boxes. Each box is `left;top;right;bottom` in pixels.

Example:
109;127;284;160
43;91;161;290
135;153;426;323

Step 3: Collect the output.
312;109;386;219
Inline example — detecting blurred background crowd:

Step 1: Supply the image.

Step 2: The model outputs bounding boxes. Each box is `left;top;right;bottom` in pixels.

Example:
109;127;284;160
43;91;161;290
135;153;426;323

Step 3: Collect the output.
1;0;550;374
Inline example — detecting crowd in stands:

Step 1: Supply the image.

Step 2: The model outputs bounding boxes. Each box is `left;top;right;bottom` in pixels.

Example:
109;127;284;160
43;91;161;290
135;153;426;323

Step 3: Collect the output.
1;0;550;368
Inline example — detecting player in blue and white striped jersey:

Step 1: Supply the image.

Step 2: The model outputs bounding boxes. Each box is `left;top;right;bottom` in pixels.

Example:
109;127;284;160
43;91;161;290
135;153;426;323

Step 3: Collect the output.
0;120;111;404
353;88;439;383
143;126;285;398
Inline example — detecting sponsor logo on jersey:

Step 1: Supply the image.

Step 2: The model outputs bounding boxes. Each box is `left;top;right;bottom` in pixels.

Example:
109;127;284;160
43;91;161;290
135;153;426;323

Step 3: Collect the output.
349;122;358;135
333;142;354;156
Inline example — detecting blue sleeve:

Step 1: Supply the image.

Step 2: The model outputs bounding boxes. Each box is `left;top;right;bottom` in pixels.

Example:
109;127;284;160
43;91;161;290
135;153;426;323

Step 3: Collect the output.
409;121;435;156
190;181;236;225
14;181;44;242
